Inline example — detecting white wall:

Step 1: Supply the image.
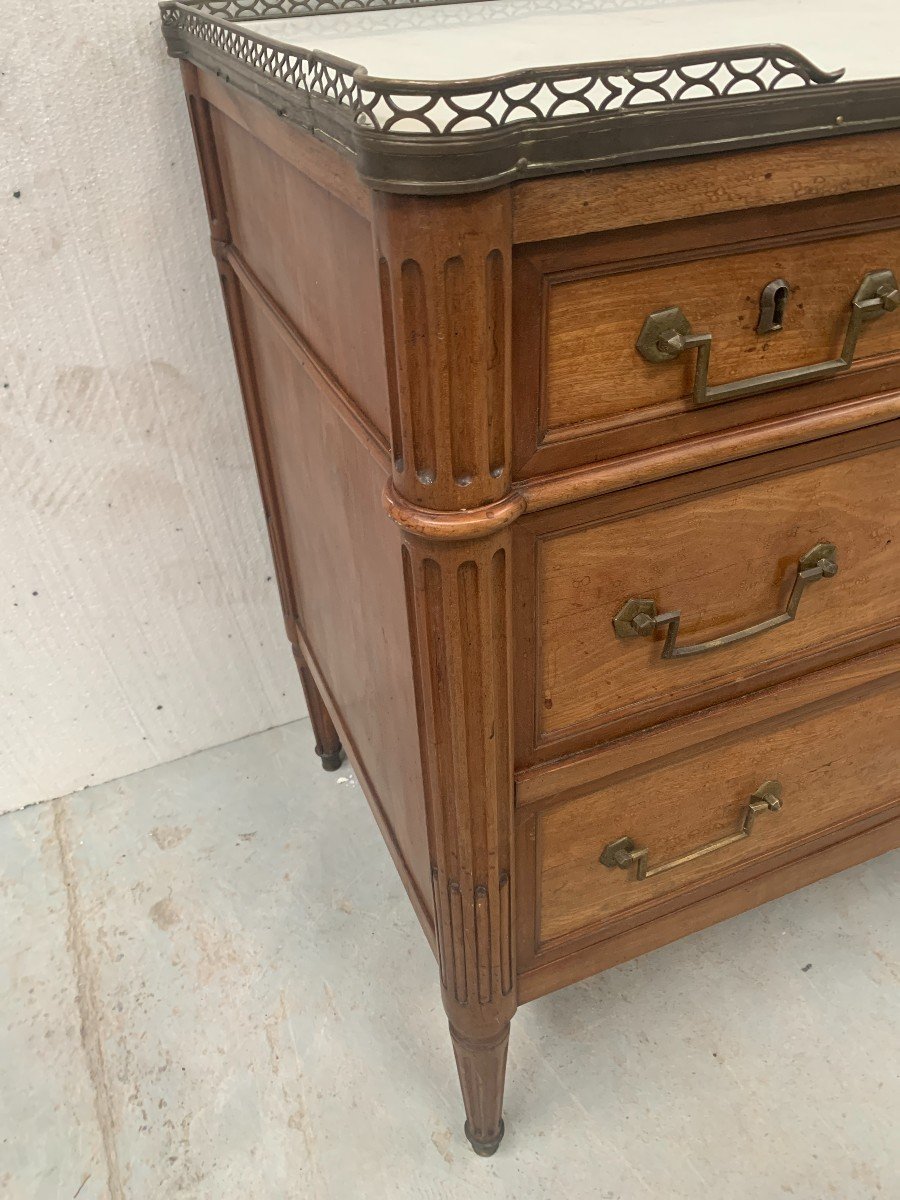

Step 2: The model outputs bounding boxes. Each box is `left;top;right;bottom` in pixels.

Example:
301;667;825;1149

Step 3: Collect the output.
1;2;304;814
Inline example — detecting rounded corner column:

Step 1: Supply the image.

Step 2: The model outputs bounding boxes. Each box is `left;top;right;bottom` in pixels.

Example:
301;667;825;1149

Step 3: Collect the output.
374;186;520;1154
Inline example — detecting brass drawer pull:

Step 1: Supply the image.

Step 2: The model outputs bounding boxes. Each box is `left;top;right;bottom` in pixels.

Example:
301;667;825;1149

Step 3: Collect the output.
613;541;837;660
635;269;899;407
600;780;783;882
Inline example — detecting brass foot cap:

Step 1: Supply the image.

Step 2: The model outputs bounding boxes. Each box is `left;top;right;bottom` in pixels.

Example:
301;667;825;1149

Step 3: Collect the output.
464;1119;504;1157
318;748;344;772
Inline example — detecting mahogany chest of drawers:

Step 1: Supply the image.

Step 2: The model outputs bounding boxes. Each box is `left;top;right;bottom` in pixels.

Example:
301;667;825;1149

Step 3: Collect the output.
162;0;900;1155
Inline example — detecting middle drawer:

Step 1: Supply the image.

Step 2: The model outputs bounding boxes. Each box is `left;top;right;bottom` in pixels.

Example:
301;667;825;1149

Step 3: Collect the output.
515;430;900;762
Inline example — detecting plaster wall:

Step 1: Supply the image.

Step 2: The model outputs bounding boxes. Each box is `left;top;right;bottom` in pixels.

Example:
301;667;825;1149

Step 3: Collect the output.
1;1;304;813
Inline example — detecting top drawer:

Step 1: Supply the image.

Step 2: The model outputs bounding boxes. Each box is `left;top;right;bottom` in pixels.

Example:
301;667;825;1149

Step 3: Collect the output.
513;191;900;476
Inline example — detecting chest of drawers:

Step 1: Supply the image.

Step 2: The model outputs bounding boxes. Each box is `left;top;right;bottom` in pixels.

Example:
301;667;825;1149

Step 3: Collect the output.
162;0;900;1155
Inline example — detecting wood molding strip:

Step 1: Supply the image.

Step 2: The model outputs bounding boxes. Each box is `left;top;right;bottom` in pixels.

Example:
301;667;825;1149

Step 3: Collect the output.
181;62;230;243
224;246;392;471
515;646;900;809
521;390;900;515
383;391;900;539
383;482;526;541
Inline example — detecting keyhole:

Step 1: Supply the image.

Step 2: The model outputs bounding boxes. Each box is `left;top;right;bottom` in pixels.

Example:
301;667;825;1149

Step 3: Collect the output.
757;278;790;334
771;285;789;328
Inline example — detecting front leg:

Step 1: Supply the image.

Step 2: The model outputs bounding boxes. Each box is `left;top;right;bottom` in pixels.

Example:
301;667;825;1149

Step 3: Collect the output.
404;532;518;1154
451;1023;511;1156
375;186;518;1153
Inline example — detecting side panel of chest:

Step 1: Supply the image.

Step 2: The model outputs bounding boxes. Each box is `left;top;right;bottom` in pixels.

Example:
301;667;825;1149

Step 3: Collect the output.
184;68;434;935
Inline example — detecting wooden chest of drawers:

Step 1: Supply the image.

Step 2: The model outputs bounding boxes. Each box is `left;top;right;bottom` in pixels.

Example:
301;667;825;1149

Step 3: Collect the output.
163;2;900;1156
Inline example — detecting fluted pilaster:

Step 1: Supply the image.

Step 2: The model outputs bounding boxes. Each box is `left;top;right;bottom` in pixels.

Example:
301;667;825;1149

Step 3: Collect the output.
375;189;512;512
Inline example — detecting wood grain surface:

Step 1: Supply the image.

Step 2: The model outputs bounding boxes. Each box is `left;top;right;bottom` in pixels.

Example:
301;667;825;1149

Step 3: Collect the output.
533;439;900;745
512;189;900;477
240;295;433;923
544;226;900;432
518;811;900;1002
211;107;392;441
512;130;900;243
536;668;900;942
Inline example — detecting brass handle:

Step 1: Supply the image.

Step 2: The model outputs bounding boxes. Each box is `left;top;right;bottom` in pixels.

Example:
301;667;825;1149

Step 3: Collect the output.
613;542;837;660
600;780;783;882
636;269;899;407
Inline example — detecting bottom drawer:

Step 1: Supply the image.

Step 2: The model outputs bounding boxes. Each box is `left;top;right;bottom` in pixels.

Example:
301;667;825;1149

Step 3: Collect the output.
523;653;900;953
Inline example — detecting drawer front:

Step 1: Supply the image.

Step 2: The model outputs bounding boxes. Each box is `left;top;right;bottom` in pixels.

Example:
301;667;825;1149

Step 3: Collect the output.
528;660;900;951
522;435;900;756
513;193;900;476
547;229;899;424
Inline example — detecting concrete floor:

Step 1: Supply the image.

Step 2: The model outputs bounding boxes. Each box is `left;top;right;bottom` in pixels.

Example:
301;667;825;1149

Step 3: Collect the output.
1;719;898;1199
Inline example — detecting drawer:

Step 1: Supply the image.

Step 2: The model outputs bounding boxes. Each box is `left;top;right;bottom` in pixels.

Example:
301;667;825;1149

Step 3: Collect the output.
522;652;900;954
513;192;900;477
516;431;900;760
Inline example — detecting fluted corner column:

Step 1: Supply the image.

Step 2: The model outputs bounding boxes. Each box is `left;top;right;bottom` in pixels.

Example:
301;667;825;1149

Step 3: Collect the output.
374;188;517;1155
374;189;513;511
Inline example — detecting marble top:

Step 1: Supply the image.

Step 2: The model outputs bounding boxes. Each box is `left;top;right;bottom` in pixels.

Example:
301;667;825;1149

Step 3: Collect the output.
161;0;900;191
246;0;894;87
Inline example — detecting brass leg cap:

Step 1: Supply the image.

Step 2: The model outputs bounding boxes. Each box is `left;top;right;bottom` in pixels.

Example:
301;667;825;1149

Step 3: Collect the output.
318;748;344;772
464;1119;504;1157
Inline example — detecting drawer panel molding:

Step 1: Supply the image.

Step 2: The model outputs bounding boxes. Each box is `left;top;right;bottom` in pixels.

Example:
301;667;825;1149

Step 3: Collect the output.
513;195;900;477
520;653;900;956
545;228;900;436
517;434;900;758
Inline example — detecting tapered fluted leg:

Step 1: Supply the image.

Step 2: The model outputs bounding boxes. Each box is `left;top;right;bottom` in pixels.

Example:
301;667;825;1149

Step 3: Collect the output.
450;1023;510;1156
292;645;343;771
375;187;517;1154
